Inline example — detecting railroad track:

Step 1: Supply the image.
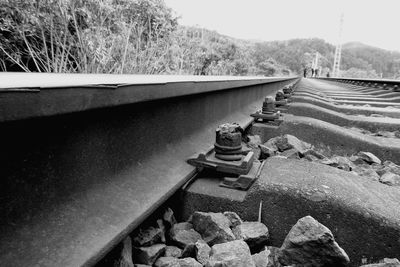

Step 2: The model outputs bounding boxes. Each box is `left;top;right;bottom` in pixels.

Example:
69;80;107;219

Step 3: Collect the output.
0;74;399;267
0;74;297;267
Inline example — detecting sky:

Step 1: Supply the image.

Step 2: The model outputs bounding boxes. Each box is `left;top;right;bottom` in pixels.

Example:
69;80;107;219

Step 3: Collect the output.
164;0;400;52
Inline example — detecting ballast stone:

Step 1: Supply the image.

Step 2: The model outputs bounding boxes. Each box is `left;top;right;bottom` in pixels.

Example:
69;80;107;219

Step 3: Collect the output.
356;151;382;165
169;222;202;249
259;144;277;158
191;212;235;246
252;248;270;267
154;257;179;267
352;165;380;181
232;221;269;249
329;156;355;171
164;246;182;258
134;243;166;266
223;211;243;228
279;216;350;267
163;207;177;228
274;134;312;154
205;240;256;267
379;172;400;186
179;257;202;267
194;240;211;265
133;226;163;247
154;257;202;267
360;258;400;267
266;246;283;267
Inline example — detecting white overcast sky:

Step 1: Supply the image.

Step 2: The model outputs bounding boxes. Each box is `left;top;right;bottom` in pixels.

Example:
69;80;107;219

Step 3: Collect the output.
164;0;400;52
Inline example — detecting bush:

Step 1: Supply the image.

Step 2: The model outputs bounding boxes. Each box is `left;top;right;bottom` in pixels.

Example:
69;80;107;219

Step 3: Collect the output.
0;0;178;73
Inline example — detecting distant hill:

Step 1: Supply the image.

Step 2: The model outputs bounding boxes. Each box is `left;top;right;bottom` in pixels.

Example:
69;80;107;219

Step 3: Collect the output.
251;38;400;78
250;38;400;78
173;25;400;78
340;42;400;78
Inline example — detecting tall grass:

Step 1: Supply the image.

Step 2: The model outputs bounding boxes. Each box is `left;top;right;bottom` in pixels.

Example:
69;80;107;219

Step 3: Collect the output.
0;0;178;73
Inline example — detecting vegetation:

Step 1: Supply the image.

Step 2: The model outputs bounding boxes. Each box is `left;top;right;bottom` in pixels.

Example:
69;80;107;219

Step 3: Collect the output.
1;0;399;78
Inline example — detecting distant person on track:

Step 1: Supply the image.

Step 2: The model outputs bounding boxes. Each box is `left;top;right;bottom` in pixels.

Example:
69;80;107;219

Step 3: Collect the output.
327;72;330;78
311;68;315;77
303;68;307;78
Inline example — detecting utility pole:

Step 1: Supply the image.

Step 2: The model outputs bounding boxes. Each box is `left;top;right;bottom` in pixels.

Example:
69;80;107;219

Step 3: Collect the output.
332;13;344;77
313;52;319;70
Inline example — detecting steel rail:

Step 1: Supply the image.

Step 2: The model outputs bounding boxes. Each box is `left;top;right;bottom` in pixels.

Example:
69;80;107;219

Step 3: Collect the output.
0;73;294;122
0;73;299;267
318;77;400;88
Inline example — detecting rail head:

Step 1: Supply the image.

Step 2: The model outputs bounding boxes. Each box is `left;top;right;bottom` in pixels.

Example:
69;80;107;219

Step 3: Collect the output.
318;77;400;87
0;73;298;122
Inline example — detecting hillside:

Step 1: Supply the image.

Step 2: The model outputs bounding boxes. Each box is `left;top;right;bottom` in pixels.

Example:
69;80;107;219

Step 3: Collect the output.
341;42;400;78
1;0;398;79
251;39;400;78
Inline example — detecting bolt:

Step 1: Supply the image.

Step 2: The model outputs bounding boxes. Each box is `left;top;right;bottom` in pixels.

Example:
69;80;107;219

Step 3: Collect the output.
275;91;285;101
262;96;276;113
214;123;243;161
283;87;292;94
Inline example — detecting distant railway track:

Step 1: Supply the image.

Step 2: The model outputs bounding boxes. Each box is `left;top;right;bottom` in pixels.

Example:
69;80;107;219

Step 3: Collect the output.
1;74;400;267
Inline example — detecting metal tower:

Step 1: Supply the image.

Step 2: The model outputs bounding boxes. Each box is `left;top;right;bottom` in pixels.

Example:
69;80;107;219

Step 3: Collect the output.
332;13;344;77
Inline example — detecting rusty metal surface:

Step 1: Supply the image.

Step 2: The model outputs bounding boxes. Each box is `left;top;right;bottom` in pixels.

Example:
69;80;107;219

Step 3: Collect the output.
0;74;298;267
0;73;294;122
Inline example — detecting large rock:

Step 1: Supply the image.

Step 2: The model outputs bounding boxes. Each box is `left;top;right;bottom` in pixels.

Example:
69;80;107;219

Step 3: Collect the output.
379;172;400;186
191;212;235;246
360;258;400;266
279;216;350;267
356;151;382;165
232;222;269;250
169;222;202;249
252;249;270;267
164;246;182;258
223;211;243;228
134;244;166;266
194;240;211;265
205;240;256;267
133;226;163;247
